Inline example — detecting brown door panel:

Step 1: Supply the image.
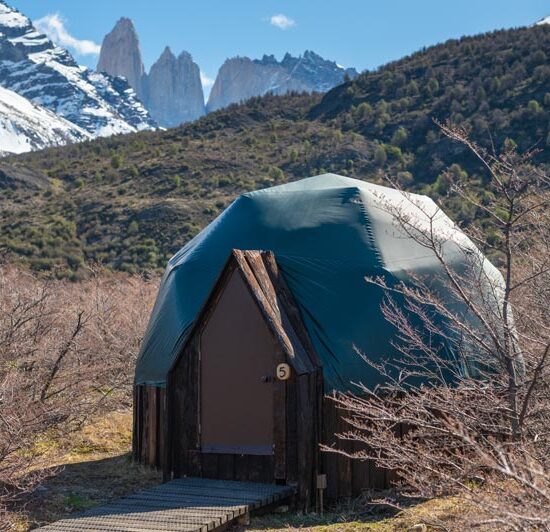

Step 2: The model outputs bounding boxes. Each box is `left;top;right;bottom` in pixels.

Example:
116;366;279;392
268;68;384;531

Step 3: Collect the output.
200;269;275;455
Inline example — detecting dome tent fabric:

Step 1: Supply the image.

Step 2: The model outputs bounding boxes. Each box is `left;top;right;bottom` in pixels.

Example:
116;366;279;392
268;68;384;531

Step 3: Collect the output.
135;173;503;392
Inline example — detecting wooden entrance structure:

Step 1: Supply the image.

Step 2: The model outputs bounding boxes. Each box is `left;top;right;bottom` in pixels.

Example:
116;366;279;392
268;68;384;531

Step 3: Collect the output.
133;250;392;509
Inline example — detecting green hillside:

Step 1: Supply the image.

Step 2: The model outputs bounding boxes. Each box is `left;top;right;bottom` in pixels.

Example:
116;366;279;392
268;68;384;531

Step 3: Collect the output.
0;24;548;277
312;25;550;172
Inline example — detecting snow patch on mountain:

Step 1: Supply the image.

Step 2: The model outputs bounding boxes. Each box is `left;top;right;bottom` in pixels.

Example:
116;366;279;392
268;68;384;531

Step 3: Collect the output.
0;0;156;139
0;85;90;155
0;3;27;28
207;50;358;112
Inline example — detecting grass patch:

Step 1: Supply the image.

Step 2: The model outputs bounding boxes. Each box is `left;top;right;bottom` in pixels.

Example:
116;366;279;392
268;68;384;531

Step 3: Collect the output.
10;411;161;531
8;410;467;531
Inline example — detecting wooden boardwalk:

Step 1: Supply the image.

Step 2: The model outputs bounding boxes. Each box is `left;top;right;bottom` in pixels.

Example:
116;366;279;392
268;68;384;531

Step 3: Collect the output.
37;477;295;532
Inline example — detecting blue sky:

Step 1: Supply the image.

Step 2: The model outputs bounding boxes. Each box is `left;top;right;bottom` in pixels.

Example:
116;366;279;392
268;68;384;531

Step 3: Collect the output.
10;0;550;97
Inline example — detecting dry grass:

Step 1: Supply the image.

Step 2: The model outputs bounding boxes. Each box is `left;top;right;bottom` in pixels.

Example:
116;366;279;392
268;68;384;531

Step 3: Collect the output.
8;410;470;531
9;411;161;531
243;495;466;531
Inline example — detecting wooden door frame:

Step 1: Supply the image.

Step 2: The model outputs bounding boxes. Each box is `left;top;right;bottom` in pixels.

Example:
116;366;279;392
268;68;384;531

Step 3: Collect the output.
161;250;324;509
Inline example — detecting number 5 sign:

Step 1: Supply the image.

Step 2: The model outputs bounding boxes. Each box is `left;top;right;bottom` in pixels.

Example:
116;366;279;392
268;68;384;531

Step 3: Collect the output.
276;363;291;381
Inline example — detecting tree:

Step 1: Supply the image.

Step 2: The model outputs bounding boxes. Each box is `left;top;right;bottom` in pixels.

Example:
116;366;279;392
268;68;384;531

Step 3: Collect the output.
391;126;408;146
426;77;440;96
355;102;373;121
329;123;550;530
0;267;158;524
406;80;420;96
527;99;542;116
373;145;387;167
269;166;285;182
110;153;123;169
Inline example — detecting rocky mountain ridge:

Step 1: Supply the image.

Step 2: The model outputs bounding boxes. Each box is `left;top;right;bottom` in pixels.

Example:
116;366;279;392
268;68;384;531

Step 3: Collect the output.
97;18;205;127
0;0;155;149
206;50;357;112
145;47;205;127
97;17;145;100
97;18;358;123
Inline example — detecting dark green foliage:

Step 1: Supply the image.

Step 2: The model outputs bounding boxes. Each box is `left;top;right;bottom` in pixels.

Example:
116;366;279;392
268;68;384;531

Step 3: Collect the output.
374;145;388;166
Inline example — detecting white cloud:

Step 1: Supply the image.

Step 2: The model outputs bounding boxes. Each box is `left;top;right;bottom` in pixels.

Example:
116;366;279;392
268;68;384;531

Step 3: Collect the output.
270;14;295;30
200;71;214;89
35;13;101;56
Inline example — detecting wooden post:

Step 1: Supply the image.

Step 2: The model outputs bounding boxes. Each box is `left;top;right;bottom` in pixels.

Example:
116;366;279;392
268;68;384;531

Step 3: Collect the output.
317;474;327;514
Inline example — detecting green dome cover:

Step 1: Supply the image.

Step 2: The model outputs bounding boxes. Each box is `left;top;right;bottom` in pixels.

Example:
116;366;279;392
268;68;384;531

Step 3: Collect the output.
135;174;502;391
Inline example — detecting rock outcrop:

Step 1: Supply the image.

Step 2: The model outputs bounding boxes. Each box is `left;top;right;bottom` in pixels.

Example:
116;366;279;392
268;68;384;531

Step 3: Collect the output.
207;51;358;113
95;18;359;125
206;57;305;113
0;1;155;137
97;19;205;128
97;17;145;100
144;47;205;127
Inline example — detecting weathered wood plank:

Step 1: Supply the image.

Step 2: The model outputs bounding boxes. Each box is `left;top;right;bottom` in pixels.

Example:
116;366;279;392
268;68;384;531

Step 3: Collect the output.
147;386;158;466
262;251;321;369
158;387;166;470
141;384;149;466
351;440;370;496
83;502;244;519
47;516;207;531
83;505;237;520
273;347;287;481
201;453;219;480
285;372;298;486
296;374;312;508
132;385;138;462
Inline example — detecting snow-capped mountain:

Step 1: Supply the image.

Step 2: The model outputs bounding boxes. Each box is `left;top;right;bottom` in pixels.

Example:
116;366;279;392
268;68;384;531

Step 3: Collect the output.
535;16;550;26
0;0;156;141
0;85;90;155
207;51;358;113
277;51;358;93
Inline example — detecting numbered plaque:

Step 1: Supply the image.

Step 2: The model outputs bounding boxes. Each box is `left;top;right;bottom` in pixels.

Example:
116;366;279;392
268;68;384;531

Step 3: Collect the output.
276;363;291;381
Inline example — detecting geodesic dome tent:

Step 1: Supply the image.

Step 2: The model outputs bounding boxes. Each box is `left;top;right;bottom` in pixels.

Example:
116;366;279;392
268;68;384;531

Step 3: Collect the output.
133;173;503;502
135;173;502;391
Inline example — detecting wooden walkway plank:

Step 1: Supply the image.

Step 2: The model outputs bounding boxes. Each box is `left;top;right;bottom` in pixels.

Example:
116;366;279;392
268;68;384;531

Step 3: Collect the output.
38;521;203;532
91;502;247;519
77;508;230;527
37;477;294;532
40;517;204;532
170;477;291;491
124;487;291;506
89;504;241;520
80;501;246;519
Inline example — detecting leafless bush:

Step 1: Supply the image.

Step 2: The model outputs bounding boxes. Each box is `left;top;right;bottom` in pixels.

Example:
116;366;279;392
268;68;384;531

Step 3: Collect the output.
0;266;158;522
329;124;550;530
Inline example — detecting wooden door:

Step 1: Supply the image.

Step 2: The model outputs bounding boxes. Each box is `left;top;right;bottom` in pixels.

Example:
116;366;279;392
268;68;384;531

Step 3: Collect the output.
200;269;275;455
